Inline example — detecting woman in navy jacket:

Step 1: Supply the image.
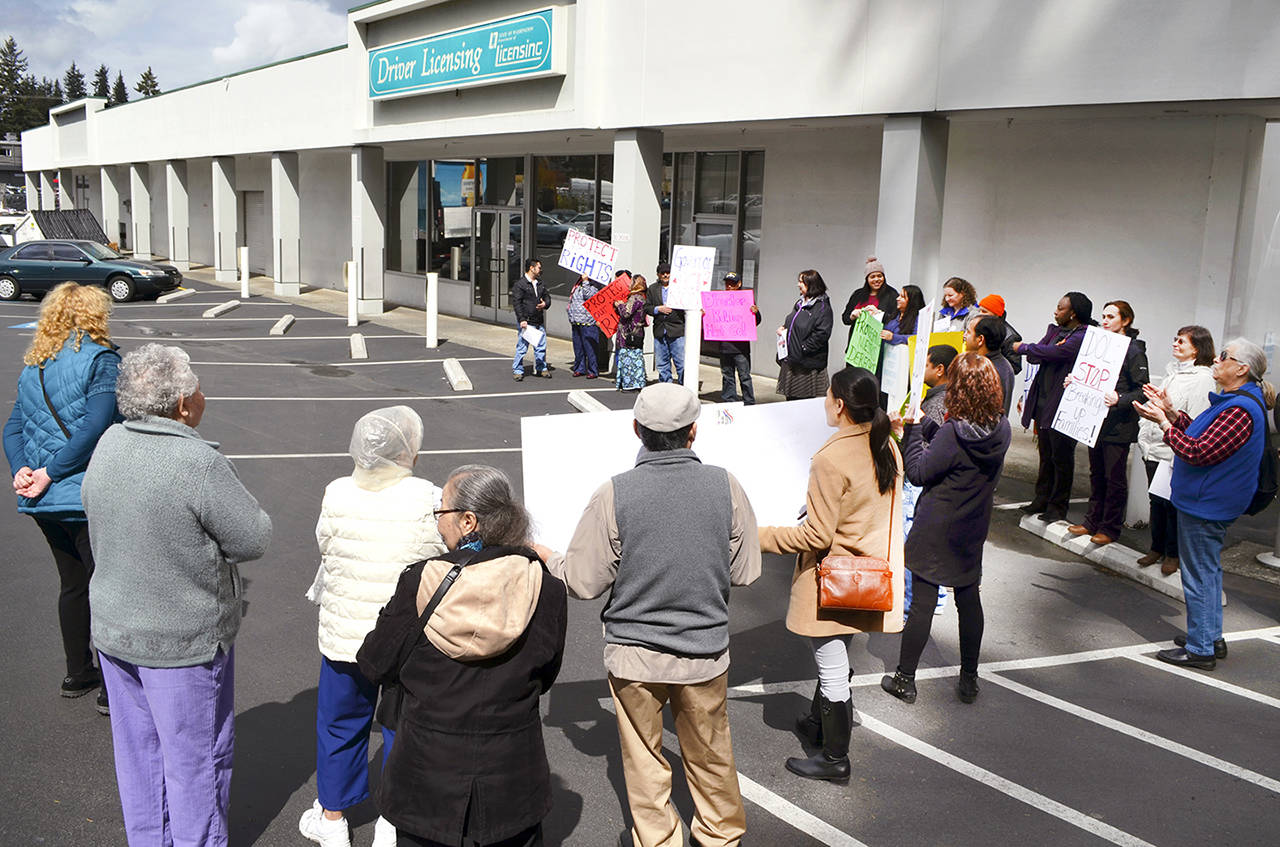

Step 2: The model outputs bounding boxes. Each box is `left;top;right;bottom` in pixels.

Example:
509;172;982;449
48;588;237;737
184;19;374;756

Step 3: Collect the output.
776;269;834;400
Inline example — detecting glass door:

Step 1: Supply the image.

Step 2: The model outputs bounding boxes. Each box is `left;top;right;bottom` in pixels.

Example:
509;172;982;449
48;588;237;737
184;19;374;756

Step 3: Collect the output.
469;205;523;323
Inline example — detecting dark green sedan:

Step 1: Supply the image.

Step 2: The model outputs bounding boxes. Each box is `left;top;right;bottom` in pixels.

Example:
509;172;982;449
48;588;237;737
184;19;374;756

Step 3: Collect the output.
0;239;183;303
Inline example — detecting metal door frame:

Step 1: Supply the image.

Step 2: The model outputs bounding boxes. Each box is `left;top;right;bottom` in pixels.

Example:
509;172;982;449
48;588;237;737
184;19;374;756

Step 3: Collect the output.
469;204;522;323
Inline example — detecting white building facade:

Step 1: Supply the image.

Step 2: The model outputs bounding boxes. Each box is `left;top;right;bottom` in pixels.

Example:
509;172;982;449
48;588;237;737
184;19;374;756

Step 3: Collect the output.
20;0;1280;377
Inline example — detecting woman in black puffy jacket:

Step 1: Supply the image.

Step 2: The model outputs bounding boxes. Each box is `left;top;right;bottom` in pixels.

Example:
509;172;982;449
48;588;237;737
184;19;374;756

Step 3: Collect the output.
776;269;834;400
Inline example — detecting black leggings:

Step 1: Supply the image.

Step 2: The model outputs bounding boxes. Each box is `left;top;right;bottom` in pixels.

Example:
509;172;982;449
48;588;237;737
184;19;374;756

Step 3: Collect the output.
398;823;542;847
34;518;97;678
897;574;984;676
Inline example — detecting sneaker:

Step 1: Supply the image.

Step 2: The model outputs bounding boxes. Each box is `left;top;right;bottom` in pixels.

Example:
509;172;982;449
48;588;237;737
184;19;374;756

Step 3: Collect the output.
538;370;553;379
934;587;948;616
513;373;524;382
371;816;397;847
61;668;102;698
299;801;351;847
96;688;110;716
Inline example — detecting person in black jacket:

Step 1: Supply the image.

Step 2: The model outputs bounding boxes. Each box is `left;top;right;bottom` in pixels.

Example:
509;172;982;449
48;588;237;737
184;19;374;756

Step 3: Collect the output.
1067;300;1150;545
357;465;566;847
645;262;685;383
842;256;898;345
964;315;1015;415
512;259;551;381
883;354;1011;705
976;294;1023;374
718;271;762;404
776;270;834;400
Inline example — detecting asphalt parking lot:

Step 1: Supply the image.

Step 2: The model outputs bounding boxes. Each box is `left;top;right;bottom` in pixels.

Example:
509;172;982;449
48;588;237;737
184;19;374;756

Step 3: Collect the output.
0;278;1277;846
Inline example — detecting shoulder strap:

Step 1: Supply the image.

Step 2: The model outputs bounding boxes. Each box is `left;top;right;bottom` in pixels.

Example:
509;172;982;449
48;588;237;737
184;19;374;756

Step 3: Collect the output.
1228;388;1267;420
38;366;72;439
392;549;479;672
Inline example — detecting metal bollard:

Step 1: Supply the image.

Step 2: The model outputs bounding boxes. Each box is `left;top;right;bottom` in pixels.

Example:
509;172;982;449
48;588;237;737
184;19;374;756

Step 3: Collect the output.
238;246;250;298
426;272;439;348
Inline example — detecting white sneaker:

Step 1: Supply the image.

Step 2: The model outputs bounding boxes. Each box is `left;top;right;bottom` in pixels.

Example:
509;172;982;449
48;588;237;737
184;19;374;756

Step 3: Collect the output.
934;587;949;616
371;815;398;847
299;800;351;847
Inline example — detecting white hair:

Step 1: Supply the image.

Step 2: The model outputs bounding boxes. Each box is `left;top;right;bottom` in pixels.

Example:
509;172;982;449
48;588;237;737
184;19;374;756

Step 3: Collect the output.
116;344;199;420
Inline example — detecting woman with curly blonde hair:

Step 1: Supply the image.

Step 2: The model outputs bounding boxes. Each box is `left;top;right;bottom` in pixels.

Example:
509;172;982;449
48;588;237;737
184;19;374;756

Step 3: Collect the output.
2;282;120;715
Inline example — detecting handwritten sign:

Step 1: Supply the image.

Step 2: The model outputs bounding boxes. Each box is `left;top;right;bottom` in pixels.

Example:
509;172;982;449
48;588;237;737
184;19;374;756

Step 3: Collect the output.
1051;326;1131;447
666;245;716;310
845;310;883;369
904;302;933;418
557;227;618;284
583;273;632;338
701;290;757;342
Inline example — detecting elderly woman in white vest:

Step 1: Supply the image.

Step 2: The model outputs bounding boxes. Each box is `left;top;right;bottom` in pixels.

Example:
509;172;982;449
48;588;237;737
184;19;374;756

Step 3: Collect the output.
300;406;447;847
82;343;272;847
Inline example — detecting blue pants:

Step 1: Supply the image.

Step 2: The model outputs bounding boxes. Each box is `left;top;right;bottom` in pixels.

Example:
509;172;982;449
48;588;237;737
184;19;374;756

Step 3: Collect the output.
1175;511;1229;657
317;657;394;811
571;324;599;376
513;326;547;375
719;352;754;404
654;333;684;383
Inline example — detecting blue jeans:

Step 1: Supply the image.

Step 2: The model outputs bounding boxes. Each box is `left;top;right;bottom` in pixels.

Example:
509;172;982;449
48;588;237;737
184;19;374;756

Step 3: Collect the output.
570;324;599;375
719;352;754;404
1175;511;1229;656
513;325;547;375
654;333;684;383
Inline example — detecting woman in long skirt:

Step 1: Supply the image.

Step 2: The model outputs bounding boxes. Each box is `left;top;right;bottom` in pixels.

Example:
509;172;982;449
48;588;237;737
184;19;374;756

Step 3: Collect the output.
615;275;648;391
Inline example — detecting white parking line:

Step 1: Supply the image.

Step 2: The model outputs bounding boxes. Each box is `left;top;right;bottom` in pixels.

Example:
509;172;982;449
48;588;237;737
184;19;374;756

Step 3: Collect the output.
186;357;509;366
206;388;618;402
984;672;1280;794
116;316;347;322
111;334;433;341
993;498;1089;511
1125;654;1280;710
225;447;522;460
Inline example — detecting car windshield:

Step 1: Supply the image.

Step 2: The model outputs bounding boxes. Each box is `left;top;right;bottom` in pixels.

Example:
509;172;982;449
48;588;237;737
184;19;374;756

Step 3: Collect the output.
80;242;121;260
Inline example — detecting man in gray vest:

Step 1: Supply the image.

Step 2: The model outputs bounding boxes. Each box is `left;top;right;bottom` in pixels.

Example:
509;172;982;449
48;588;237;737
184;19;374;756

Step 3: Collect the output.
539;383;761;847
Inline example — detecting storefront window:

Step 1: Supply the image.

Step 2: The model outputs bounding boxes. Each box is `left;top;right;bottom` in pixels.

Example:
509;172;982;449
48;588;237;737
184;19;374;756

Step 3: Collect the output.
532;155;609;297
668;150;764;289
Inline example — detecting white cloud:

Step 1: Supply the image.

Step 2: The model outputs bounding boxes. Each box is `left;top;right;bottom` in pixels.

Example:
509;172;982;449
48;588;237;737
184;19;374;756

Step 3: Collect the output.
212;0;347;70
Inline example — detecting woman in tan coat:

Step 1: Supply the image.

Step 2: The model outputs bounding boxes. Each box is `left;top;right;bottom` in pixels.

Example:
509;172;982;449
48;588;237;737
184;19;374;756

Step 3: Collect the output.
759;366;904;781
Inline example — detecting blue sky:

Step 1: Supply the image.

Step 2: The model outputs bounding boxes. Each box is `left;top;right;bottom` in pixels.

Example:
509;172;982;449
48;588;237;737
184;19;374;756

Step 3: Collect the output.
3;0;351;94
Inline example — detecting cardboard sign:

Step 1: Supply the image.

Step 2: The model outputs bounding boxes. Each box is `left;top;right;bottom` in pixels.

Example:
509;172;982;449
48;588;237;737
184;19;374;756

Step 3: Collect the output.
1051;326;1132;447
666;245;716;310
557;227;618;284
882;345;910;410
583;274;632;338
904;302;933;418
844;310;883;369
521;324;545;346
701;290;757;342
776;332;788;361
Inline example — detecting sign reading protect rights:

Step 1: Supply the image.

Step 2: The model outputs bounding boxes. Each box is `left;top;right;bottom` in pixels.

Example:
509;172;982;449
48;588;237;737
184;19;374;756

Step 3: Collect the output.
368;8;566;100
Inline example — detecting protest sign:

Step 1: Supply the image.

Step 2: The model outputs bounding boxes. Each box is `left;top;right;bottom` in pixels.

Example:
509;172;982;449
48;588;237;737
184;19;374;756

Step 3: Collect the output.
776;332;788;361
1018;362;1039;420
844;310;883;369
582;273;632;338
520;324;545;346
882;345;910;410
903;301;933;418
557;228;618;284
701;290;757;342
1051;326;1132;447
666;245;716;310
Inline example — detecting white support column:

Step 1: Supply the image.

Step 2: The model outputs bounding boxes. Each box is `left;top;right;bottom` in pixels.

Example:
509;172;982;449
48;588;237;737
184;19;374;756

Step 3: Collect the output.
398;165;419;273
164;161;190;271
40;172;56;210
129;163;153;259
100;166;123;248
350;146;385;315
270;152;301;296
874;115;949;304
24;173;39;212
57;169;74;209
211;156;238;283
611;129;664;278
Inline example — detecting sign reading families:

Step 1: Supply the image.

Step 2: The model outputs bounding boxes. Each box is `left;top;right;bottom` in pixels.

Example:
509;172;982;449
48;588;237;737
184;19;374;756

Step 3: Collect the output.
557;228;617;284
583;273;632;338
701;291;757;342
368;8;566;100
1051;326;1132;447
665;245;716;310
844;310;884;369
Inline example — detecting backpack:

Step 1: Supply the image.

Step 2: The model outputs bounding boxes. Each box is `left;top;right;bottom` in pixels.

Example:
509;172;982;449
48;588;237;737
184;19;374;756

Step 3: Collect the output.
1230;390;1278;516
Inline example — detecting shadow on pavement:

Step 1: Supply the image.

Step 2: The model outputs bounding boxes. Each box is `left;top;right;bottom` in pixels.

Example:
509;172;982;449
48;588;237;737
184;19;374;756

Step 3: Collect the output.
230;686;319;845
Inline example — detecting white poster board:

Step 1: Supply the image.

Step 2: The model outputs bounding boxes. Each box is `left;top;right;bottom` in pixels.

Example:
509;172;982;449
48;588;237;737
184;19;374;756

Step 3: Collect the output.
520;325;545;346
522;398;832;551
666;245;716;310
557;227;618;284
1050;326;1131;447
904;301;933;418
1018;362;1039;422
882;345;910;411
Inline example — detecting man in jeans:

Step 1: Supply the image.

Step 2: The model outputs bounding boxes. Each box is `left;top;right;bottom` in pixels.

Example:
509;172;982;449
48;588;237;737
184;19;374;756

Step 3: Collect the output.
717;272;761;405
537;384;761;847
646;262;685;383
512;258;550;381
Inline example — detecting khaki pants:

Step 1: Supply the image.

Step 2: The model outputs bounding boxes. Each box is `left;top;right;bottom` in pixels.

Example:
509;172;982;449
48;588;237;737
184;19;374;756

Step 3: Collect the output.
608;672;746;847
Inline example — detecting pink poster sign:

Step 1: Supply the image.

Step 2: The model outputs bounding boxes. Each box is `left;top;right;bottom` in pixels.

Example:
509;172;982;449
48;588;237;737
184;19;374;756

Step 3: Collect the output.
701;290;757;342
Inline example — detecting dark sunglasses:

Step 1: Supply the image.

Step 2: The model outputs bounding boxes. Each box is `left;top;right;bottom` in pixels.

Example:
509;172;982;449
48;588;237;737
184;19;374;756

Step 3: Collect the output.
433;508;466;518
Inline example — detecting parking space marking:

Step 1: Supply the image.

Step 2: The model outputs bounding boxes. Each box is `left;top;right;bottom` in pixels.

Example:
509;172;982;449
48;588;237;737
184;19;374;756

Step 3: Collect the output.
206;388;618;402
225;447;522;460
111;334;434;341
984;672;1280;793
858;713;1157;846
187;357;510;366
1124;655;1280;710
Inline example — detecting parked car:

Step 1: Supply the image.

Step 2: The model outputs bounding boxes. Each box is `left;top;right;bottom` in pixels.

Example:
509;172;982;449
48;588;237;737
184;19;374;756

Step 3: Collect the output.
0;240;182;302
509;212;569;246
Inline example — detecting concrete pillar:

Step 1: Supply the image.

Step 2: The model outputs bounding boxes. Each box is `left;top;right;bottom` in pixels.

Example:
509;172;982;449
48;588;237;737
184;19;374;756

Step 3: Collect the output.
874;115;949;304
57;169;74;209
211;156;237;282
351;146;385;314
40;172;56;210
270;152;301;295
100;166;123;248
24;173;38;211
611;129;664;278
129;163;153;259
164;161;190;270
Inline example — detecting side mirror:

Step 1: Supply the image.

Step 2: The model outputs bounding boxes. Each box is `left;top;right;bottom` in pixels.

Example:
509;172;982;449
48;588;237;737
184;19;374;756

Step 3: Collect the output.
80;258;93;265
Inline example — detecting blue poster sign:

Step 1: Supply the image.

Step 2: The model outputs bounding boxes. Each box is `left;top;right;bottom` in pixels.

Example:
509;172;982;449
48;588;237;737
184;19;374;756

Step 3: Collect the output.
368;8;565;100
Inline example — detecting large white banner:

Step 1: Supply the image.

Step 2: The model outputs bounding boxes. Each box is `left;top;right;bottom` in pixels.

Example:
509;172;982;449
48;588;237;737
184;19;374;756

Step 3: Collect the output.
1050;326;1132;447
665;245;716;310
522;397;833;551
557;227;618;284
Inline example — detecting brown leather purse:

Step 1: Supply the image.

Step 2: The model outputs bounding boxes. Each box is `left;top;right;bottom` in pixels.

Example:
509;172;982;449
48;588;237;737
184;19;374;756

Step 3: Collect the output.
817;486;895;612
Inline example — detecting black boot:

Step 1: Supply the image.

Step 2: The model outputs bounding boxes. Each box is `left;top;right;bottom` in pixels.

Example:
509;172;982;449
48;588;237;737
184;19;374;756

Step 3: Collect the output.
880;670;917;703
785;695;851;781
795;683;823;746
957;670;979;704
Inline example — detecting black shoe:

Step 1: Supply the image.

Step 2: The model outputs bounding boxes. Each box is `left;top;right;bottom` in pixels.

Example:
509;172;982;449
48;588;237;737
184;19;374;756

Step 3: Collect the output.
1037;510;1067;523
880;671;917;704
96;688;110;716
1156;647;1215;671
1020;501;1048;514
957;671;979;704
60;669;101;698
1174;635;1227;659
795;683;823;746
784;695;851;781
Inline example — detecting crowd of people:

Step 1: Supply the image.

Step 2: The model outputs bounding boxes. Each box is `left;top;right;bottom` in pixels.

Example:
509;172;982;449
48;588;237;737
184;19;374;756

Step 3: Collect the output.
4;275;1277;846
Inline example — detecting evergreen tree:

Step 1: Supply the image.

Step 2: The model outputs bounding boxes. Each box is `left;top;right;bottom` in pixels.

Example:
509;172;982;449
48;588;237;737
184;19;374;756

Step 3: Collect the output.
0;37;30;136
64;62;86;100
51;79;64;103
110;71;128;105
92;64;110;99
134;66;160;97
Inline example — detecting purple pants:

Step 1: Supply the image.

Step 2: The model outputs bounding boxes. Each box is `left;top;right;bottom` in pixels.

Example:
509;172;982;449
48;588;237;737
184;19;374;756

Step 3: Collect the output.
100;647;235;847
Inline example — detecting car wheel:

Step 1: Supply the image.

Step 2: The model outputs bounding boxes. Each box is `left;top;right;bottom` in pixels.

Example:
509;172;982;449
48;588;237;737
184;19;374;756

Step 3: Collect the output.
0;275;19;301
106;275;135;303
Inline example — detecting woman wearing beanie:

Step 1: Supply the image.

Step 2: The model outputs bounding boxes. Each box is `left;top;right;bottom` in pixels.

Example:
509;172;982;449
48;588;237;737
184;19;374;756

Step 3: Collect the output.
842;256;898;344
976;294;1023;374
934;277;977;332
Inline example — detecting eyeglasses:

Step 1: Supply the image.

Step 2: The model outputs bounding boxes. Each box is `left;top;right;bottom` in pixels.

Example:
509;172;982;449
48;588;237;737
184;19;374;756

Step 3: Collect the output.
1218;350;1241;364
433;508;466;518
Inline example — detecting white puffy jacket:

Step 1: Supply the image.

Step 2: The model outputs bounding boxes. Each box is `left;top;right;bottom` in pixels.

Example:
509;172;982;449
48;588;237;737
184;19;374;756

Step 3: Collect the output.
312;474;447;662
1136;360;1216;463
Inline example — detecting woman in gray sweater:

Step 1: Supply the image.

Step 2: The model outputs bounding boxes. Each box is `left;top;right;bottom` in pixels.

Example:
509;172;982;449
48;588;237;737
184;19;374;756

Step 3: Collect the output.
82;343;272;847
